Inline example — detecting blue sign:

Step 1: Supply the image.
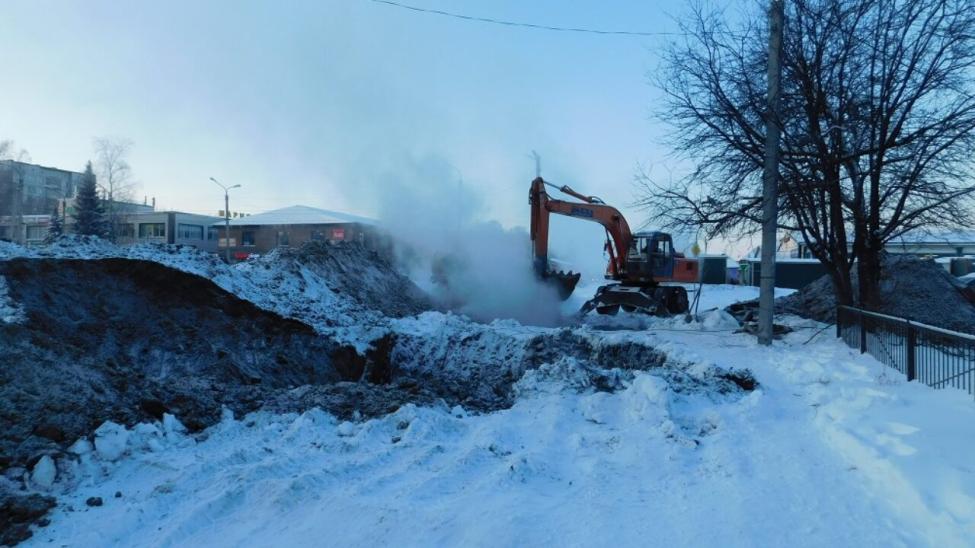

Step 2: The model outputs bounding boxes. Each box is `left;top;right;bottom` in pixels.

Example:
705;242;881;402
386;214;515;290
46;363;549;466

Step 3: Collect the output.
570;206;594;218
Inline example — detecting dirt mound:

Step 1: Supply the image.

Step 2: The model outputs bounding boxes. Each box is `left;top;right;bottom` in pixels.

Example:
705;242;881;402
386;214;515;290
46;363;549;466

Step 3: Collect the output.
777;255;975;333
0;258;348;472
0;237;434;331
0;245;756;544
259;241;433;319
387;315;756;413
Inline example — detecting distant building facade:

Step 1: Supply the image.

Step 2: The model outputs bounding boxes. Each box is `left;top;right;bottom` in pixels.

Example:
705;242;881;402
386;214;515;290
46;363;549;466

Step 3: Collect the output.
216;205;377;259
753;230;975;260
886;231;975;257
0;160;84;244
115;211;224;252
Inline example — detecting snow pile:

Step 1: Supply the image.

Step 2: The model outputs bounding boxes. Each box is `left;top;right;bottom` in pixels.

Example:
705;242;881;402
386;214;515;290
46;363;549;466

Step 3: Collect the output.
0;275;25;324
779;254;975;333
231;242;431;337
0;236;431;338
10;237;975;545
0;255;348;487
24;321;975;547
23;362;757;547
578;306;748;334
381;308;758;414
24;415;193;496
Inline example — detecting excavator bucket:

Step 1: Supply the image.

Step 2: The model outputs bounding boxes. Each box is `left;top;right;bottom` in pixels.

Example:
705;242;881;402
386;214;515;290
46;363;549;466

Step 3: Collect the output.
543;270;581;301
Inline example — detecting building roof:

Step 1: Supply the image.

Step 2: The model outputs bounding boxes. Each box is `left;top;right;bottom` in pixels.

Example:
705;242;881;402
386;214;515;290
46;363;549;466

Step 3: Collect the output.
219;205;376;227
890;230;975;245
0;159;84;176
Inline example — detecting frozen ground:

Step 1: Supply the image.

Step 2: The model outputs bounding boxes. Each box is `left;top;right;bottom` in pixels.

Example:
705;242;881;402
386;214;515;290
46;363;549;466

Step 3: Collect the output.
4;240;974;546
19;280;975;547
563;279;795;318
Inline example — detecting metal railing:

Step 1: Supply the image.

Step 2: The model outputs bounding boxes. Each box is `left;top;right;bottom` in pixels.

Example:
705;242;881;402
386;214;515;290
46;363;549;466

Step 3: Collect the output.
837;305;975;398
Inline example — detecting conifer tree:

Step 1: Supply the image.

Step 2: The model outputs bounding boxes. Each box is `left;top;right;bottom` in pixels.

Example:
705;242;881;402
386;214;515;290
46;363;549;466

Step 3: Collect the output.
45;205;63;242
72;162;106;237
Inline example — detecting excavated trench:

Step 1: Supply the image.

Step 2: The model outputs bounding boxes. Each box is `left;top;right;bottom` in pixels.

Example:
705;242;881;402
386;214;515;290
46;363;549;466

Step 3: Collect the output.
0;253;755;545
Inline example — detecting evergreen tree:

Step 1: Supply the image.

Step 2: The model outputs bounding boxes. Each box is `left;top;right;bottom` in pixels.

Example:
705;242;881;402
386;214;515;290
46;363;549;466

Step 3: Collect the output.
72;161;106;237
45;205;63;243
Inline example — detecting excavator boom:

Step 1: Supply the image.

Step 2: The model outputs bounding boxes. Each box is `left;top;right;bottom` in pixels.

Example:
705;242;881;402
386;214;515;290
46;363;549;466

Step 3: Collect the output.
530;177;631;280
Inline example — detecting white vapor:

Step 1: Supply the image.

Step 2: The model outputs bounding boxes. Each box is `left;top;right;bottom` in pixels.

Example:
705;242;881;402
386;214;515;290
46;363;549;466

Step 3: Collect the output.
370;155;564;325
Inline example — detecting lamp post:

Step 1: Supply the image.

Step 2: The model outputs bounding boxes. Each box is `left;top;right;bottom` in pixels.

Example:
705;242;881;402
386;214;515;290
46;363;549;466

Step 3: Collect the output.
210;177;241;263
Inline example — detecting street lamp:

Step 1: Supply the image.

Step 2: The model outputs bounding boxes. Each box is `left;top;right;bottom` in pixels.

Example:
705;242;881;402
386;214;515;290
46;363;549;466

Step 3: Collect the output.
210;177;241;263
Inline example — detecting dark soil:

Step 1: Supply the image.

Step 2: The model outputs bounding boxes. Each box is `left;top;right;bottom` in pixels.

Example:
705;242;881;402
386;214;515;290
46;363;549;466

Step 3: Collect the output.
776;254;975;333
0;258;347;474
391;327;756;413
0;493;55;546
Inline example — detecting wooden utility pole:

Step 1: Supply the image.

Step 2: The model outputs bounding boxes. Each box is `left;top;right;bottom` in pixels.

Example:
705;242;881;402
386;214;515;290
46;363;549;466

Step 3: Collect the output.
758;0;784;346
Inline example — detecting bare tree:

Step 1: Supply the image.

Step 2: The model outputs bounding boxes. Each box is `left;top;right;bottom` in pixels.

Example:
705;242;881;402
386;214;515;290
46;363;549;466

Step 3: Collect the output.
0;140;31;163
93;137;137;241
638;0;975;307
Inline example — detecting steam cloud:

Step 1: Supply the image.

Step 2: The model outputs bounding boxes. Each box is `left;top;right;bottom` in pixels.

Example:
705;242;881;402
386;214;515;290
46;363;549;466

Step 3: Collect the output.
372;156;564;325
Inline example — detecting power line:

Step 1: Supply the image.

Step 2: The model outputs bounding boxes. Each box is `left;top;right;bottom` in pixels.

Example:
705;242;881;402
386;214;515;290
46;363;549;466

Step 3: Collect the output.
363;0;680;37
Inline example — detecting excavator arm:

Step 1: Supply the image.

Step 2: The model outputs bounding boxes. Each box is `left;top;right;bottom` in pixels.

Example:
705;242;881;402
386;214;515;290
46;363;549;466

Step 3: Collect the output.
529;177;633;296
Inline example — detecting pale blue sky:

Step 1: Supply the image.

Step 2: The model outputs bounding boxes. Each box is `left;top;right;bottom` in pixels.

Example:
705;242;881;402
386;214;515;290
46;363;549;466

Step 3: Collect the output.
1;1;693;208
0;0;748;266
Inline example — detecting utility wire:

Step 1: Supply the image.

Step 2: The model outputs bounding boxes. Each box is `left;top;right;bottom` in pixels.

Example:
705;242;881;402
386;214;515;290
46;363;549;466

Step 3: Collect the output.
363;0;680;37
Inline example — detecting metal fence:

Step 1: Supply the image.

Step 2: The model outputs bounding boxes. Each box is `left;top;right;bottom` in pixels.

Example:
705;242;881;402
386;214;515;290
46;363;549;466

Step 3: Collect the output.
837;305;975;398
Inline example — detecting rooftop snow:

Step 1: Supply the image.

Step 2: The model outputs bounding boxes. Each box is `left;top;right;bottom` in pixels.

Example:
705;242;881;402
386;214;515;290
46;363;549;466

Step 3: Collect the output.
889;230;975;244
219;205;377;227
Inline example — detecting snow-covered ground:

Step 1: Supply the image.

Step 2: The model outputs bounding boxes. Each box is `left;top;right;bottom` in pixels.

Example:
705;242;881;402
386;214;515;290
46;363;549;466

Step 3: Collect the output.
24;319;975;545
6;240;975;546
564;279;795;318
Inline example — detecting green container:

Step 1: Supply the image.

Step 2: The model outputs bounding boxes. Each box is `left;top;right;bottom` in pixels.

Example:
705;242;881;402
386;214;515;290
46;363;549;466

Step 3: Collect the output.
700;255;728;284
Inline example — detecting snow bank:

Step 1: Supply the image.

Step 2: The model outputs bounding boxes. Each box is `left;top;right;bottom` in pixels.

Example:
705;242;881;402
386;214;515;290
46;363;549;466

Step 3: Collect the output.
28;324;975;547
0;236;428;344
10;237;975;547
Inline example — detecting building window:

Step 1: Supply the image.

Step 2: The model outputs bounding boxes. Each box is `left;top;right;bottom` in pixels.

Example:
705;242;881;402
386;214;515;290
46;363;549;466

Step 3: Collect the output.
208;227;219;241
242;230;256;246
26;225;48;241
276;231;289;246
44;176;63;199
177;224;204;240
138;223;165;238
117;224;135;238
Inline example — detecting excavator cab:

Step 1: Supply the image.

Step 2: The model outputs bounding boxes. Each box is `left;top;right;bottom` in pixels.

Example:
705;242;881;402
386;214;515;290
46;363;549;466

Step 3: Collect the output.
625;232;675;281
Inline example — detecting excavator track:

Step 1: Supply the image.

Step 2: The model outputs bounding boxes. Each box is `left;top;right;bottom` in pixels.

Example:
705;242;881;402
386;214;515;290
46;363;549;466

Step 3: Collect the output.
580;284;689;317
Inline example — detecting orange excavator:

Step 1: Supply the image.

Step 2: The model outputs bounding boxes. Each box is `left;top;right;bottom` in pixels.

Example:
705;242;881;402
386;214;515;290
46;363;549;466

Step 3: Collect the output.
529;177;699;315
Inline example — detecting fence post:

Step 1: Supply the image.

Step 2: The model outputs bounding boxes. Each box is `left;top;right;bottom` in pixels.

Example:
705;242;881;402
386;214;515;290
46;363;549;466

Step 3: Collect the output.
859;309;867;354
906;320;916;382
836;307;842;339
